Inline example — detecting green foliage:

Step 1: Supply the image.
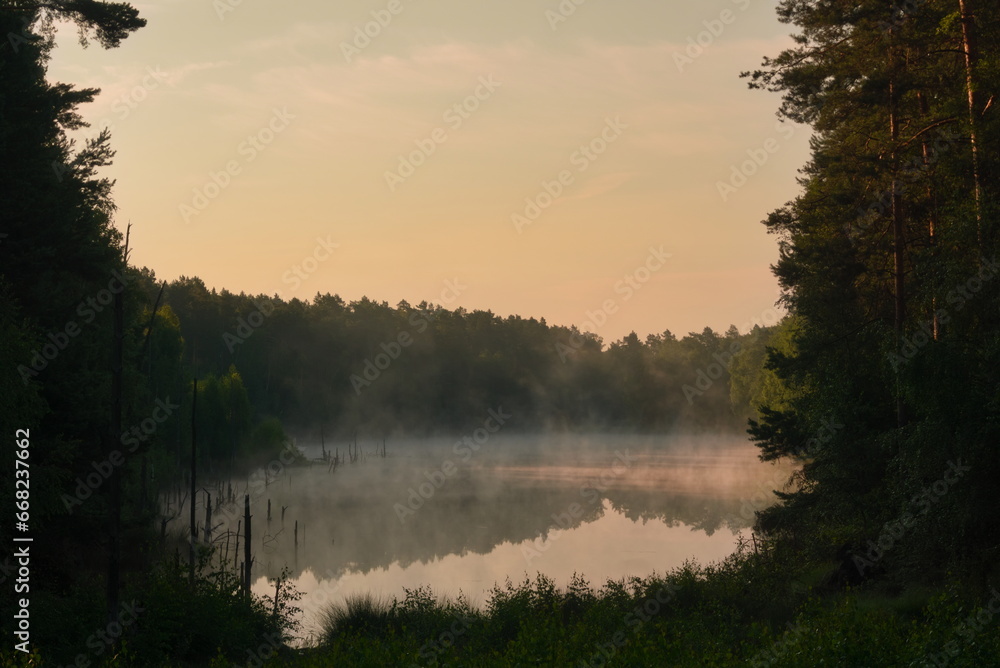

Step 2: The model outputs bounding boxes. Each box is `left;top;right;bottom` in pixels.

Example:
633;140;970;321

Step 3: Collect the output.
317;593;394;642
191;367;254;465
730;318;799;422
157;284;781;436
7;0;1000;665
267;549;1000;668
249;417;293;463
744;0;1000;587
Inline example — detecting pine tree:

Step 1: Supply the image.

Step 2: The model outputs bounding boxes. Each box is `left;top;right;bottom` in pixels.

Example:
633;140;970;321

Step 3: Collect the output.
743;0;1000;573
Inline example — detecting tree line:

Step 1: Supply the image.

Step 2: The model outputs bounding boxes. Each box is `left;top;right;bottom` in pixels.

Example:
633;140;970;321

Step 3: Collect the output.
744;0;1000;585
7;0;998;662
152;272;785;443
0;2;784;661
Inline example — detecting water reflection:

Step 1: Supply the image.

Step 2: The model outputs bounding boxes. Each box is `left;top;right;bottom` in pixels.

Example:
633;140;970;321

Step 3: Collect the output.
237;434;791;633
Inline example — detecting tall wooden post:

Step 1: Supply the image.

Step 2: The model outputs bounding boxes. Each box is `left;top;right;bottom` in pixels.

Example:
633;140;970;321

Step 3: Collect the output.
204;492;212;543
243;495;252;602
189;379;198;587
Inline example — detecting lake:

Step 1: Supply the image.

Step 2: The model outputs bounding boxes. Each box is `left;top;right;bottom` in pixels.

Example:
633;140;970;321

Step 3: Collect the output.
226;433;792;639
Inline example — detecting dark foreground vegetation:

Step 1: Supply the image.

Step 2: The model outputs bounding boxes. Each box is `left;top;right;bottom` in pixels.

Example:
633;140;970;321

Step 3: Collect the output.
3;0;1000;665
292;546;1000;667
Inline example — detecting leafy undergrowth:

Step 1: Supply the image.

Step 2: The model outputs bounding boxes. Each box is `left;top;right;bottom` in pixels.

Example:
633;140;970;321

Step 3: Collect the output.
7;543;997;666
265;545;1000;668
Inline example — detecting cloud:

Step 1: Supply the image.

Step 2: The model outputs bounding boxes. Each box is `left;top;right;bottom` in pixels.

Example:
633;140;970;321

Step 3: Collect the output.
159;60;233;86
562;172;635;203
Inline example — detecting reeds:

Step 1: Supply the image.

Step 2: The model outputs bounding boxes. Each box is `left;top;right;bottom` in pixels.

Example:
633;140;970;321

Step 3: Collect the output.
317;593;393;642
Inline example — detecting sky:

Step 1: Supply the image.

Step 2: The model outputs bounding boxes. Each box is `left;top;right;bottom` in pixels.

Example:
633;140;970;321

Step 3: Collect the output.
49;0;811;344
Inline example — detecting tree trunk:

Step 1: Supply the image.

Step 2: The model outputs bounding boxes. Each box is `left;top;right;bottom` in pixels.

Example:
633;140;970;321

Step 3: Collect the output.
958;0;984;248
889;36;907;428
917;90;941;340
107;233;127;625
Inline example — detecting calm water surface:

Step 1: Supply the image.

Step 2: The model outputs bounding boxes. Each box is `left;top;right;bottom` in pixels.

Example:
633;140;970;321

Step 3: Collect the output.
230;433;791;636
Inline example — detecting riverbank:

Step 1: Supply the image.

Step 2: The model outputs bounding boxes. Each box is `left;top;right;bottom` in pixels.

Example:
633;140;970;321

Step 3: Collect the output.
271;542;1000;668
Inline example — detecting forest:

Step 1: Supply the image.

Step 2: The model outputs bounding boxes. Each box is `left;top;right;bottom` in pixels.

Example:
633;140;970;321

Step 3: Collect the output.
2;0;1000;666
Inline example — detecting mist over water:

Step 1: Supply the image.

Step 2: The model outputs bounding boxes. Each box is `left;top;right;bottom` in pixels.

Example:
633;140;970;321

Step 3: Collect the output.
176;433;792;636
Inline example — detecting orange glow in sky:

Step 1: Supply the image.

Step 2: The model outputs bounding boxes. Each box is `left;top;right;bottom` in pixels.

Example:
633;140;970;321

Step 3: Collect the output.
51;0;809;342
